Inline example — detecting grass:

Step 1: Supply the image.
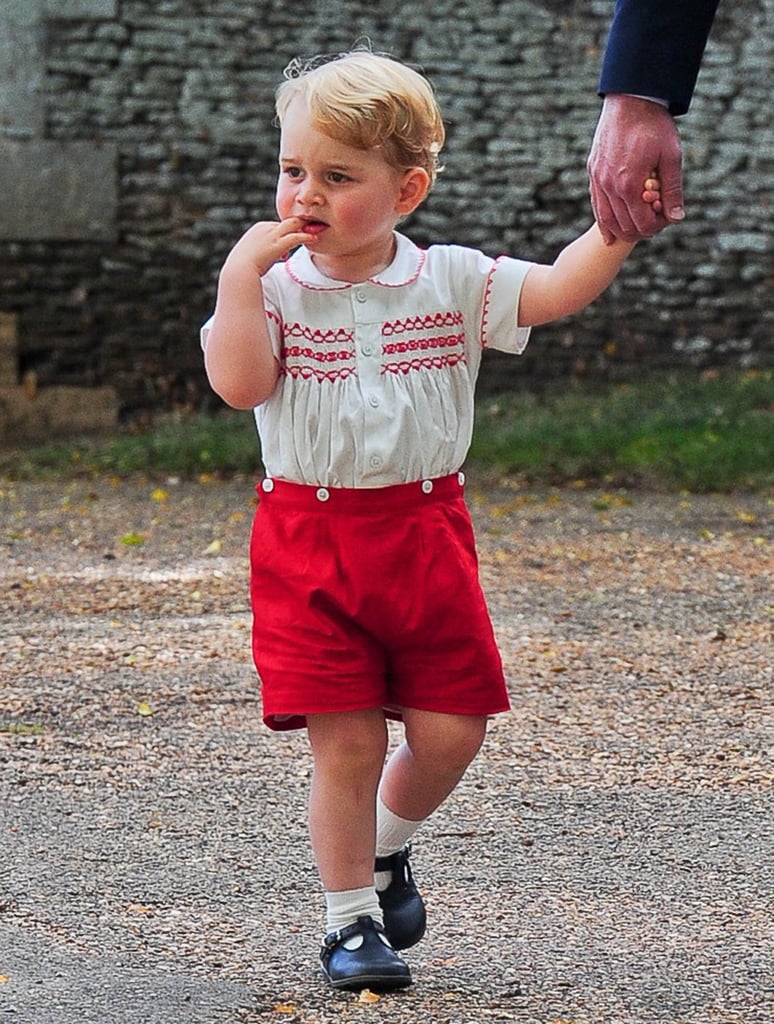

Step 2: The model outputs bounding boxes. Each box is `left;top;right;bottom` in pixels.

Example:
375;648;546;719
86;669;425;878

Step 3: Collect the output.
468;370;773;492
0;371;771;492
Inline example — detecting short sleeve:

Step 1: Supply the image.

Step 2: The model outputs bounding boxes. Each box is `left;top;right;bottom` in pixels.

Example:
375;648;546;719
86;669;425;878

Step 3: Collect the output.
481;256;533;354
198;281;283;358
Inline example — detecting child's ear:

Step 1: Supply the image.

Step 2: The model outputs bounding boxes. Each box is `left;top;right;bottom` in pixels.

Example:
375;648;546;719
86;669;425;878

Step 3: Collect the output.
396;167;431;216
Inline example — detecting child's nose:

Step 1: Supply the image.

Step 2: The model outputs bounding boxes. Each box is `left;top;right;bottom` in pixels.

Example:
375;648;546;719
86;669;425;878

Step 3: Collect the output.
297;179;322;205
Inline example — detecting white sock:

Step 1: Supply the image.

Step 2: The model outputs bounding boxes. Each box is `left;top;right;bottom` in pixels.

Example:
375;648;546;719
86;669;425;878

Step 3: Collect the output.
374;797;424;892
324;886;382;934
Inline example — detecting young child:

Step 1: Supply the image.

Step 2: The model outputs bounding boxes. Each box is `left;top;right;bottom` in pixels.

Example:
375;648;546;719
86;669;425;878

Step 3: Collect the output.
202;50;661;991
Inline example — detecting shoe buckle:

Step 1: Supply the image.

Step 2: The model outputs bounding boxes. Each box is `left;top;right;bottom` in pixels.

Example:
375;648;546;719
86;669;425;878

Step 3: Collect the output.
322;928;343;952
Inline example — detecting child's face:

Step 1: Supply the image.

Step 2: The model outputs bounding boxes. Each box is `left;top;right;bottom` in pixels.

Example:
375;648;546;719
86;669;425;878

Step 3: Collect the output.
276;98;420;279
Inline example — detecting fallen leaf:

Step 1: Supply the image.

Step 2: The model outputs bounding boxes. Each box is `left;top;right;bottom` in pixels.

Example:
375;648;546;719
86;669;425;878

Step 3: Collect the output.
204;539;222;556
272;1004;296;1014
137;701;153;717
120;532;145;546
151;488;169;502
0;975;8;983
357;989;380;1003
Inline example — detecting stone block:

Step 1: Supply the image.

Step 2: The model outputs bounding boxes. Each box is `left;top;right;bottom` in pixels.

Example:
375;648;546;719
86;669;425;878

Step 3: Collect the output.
0;384;119;444
0;139;118;241
0;3;44;137
43;1;117;17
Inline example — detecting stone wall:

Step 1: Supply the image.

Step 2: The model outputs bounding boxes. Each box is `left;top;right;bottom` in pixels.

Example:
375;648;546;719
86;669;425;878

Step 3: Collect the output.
0;0;771;424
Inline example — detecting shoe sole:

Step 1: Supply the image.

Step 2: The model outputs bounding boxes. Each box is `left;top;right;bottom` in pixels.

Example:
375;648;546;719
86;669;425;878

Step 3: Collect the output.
323;968;412;991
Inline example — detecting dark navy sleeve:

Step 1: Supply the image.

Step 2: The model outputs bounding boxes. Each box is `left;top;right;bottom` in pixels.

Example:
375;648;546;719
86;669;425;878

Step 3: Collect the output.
598;0;721;115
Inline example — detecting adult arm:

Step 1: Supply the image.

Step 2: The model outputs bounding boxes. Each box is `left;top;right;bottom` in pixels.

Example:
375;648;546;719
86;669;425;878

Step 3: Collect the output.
598;0;721;116
589;0;720;243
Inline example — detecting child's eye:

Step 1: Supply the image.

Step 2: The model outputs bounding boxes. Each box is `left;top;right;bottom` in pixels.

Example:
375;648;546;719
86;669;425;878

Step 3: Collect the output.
284;166;303;179
328;171;350;184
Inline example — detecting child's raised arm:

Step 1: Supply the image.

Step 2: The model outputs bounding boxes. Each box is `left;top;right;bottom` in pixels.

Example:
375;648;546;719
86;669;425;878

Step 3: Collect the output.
204;218;311;409
517;175;661;328
517;224;634;327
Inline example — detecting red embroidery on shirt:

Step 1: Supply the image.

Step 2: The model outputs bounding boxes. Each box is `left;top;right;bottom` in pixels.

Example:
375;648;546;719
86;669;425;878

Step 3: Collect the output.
382;311;463;336
279;322;356;383
282;345;355;365
382;333;464;355
281;365;357;382
284;323;354;344
284;245;426;290
480;259;505;349
382;353;467;375
379;311;466;377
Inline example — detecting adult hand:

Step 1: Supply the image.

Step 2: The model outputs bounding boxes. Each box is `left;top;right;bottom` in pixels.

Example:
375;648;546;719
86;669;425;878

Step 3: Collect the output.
588;94;685;244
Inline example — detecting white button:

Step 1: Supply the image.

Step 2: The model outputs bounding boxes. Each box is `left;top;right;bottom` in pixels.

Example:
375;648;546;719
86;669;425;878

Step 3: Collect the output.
261;478;274;492
369;454;383;468
421;480;433;494
368;394;379;407
457;471;466;486
361;344;374;356
355;290;368;303
316;487;330;502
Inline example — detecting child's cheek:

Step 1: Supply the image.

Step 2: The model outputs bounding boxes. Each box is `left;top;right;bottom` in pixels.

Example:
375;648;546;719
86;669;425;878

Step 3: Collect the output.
275;184;293;220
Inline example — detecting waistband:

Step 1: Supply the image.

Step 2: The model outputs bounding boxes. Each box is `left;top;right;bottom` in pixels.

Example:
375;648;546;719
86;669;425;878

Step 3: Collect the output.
256;472;466;513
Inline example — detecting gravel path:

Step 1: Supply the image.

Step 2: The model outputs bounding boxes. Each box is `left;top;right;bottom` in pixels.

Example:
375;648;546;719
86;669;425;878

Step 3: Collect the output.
1;475;771;1024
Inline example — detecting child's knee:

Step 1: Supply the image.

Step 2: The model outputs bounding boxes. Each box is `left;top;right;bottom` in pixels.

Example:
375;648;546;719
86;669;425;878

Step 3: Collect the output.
405;711;487;771
308;709;388;772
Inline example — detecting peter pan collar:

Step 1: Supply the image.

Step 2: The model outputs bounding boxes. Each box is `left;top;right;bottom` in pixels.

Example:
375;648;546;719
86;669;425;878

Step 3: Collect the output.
284;232;426;291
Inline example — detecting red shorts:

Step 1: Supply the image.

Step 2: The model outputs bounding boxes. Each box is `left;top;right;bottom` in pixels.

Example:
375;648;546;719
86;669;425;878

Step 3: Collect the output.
249;473;509;731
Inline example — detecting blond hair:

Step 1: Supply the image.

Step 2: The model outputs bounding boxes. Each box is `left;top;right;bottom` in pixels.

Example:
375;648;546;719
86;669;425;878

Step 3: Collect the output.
276;51;445;186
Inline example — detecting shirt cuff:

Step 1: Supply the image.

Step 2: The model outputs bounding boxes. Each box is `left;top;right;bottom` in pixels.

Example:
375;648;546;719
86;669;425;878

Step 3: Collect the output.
616;93;671;109
481;256;533;354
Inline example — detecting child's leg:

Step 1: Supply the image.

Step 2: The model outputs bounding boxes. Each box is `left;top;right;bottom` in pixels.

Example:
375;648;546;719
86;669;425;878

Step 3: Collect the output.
379;709;488;825
373;710;488;948
306;707;388;902
307;707;412;990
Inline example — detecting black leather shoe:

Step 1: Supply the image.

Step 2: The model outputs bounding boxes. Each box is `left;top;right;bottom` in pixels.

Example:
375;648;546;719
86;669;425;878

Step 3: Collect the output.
320;915;412;990
376;845;427;950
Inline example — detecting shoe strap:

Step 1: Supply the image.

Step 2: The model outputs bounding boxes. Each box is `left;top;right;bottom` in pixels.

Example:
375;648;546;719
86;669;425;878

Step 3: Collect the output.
375;843;412;873
321;914;384;952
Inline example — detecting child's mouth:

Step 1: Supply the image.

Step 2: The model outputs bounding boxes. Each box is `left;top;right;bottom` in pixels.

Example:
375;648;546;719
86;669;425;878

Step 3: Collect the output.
302;220;328;237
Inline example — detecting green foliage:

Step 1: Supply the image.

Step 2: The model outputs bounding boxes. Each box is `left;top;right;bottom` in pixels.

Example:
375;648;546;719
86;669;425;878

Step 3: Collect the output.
1;411;261;481
468;371;772;491
1;372;771;492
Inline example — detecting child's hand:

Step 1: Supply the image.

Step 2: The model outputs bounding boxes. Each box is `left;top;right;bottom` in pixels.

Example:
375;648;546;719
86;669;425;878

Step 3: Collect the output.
224;218;315;278
641;173;663;215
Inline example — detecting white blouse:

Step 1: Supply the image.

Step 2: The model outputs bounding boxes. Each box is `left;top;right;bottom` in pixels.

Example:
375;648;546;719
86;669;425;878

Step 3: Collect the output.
201;232;533;488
